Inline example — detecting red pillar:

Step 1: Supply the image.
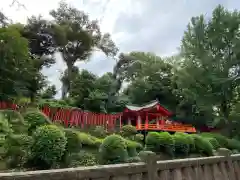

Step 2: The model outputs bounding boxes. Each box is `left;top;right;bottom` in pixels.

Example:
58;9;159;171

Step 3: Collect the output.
145;112;149;129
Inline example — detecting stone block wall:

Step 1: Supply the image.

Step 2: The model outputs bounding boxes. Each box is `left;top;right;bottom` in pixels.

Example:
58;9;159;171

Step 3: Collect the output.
0;155;240;180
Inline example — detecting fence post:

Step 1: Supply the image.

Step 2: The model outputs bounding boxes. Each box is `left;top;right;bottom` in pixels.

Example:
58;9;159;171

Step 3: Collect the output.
144;153;158;180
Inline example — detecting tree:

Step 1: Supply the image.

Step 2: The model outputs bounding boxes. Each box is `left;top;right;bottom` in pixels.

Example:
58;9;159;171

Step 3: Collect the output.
50;2;118;99
41;85;57;99
0;26;34;101
112;52;177;109
176;5;240;135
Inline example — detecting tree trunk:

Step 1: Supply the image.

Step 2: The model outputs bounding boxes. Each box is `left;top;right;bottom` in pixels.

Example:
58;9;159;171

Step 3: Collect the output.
62;62;73;99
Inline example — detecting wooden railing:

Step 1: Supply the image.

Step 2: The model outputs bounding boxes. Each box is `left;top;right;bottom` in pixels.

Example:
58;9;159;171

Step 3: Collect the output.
136;123;196;133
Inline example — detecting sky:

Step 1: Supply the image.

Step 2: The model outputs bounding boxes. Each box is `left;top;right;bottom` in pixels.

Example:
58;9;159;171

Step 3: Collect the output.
1;0;240;98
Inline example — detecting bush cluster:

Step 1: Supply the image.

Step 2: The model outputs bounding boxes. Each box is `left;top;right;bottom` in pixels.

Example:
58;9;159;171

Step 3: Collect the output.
2;108;240;171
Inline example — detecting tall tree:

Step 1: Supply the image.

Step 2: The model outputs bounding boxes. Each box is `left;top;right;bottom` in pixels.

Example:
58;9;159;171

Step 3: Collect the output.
176;5;240;135
0;26;34;101
49;2;118;99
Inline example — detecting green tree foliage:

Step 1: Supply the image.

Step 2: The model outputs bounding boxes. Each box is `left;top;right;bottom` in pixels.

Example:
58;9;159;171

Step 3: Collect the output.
49;2;118;99
175;5;240;135
40;85;57;99
0;26;35;100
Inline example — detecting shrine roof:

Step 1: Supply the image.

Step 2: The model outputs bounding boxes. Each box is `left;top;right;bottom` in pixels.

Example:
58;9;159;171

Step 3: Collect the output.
124;100;172;116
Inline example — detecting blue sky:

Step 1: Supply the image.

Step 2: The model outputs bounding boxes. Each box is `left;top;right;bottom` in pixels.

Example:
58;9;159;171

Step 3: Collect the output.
2;0;240;98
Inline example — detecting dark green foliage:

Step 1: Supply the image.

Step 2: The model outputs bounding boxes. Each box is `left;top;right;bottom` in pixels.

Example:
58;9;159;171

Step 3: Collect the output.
91;126;107;138
23;111;52;134
99;134;128;164
173;133;190;156
64;128;82;153
31;125;67;168
227;139;240;151
3;134;33;168
63;151;97;167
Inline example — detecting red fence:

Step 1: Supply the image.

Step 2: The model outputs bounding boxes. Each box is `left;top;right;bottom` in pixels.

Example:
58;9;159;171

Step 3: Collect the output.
0;101;122;130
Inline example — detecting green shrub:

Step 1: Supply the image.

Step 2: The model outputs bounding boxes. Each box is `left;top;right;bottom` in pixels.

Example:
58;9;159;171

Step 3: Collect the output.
24;111;52;134
0;110;27;134
126;156;141;163
92;126;107;138
125;140;143;157
207;138;221;150
200;133;228;148
99;134;128;164
3;134;33;168
138;150;156;161
145;132;174;156
78;132;100;148
121;125;137;137
227;139;240;151
64;129;82;153
31;125;67;168
173;133;190;156
192;135;213;156
145;132;161;152
64;151;97;167
0;114;13;135
134;133;144;143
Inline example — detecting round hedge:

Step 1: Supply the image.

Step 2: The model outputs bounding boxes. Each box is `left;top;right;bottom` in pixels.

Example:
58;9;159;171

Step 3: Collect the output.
64;128;82;153
99;134;128;164
92;126;107;138
31;125;67;167
121;125;137;137
173;133;190;156
4;134;33;168
134;133;144;143
24;111;52;134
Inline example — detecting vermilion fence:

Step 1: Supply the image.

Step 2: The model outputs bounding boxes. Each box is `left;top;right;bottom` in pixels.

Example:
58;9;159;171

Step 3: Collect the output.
0;101;122;130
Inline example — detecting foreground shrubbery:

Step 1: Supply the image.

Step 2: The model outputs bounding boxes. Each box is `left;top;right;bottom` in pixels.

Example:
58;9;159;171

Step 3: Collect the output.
1;113;240;171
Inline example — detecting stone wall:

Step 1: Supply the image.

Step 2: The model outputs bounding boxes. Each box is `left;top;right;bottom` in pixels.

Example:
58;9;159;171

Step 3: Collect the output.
0;155;240;180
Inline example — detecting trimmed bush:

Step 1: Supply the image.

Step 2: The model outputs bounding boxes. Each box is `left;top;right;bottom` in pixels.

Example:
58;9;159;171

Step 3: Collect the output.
207;138;221;150
138;150;156;161
3;134;33;168
125;140;143;157
99;134;128;164
134;133;144;143
145;132;161;152
145;132;174;156
0;110;27;134
64;151;97;167
200;133;228;148
92;126;107;138
121;125;137;137
227;139;240;151
31;125;67;168
64;129;82;153
173;133;190;156
78;132;102;148
24;111;52;134
192;134;213;156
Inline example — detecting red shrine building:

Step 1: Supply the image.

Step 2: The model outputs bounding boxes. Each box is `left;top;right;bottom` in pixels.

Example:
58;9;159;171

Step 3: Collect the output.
121;100;196;133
